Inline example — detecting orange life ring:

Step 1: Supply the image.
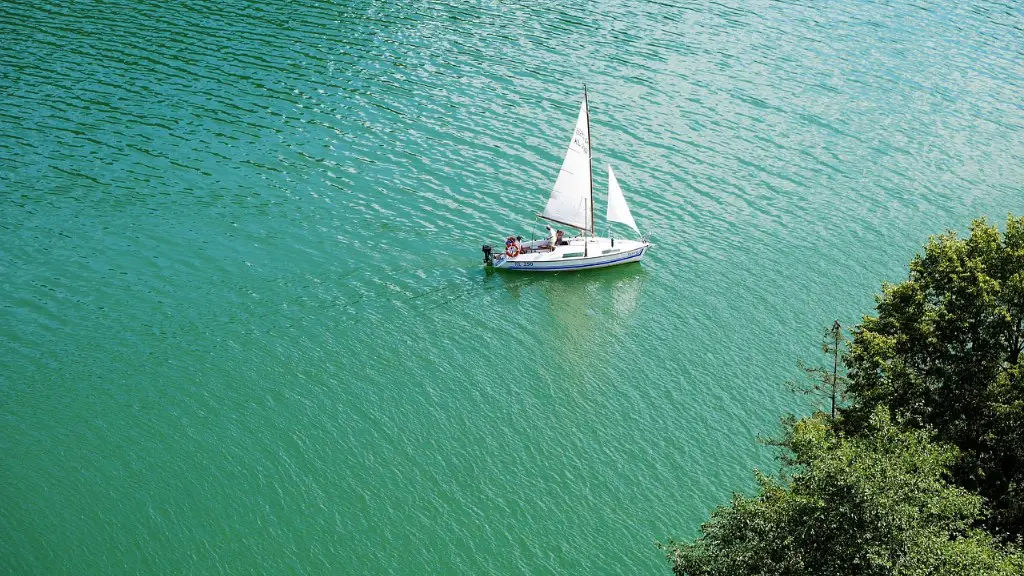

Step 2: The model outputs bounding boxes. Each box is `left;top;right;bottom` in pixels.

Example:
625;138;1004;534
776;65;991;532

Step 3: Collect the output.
505;244;520;257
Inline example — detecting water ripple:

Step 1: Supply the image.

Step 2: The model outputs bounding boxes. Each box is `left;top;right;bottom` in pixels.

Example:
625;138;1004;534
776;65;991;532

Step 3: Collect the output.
1;0;1021;574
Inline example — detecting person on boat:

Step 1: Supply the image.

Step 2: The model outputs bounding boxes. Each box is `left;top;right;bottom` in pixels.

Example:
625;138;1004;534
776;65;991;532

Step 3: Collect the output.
555;230;569;246
537;226;555;250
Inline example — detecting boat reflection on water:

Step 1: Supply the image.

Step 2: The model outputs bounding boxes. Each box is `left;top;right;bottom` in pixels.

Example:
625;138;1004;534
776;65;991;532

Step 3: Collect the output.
483;262;650;323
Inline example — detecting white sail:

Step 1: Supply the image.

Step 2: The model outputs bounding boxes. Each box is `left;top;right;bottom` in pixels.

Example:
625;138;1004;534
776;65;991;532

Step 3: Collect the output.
541;99;592;231
606;165;639;235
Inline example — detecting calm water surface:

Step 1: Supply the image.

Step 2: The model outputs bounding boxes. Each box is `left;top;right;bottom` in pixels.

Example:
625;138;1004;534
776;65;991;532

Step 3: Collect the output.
1;0;1021;573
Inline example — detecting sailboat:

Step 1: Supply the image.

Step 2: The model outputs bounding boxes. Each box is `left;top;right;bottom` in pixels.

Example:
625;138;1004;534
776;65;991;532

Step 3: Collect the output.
481;88;651;271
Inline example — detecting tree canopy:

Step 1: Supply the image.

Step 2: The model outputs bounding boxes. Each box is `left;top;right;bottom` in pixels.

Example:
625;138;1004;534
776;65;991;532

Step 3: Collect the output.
844;215;1024;536
663;216;1024;574
663;409;1022;576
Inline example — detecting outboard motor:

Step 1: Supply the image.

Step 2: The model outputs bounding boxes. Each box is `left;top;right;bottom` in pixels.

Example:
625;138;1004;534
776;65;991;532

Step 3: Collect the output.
481;245;493;265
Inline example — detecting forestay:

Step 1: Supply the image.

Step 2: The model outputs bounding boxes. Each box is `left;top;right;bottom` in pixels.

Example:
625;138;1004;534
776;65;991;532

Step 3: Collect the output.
541;100;592;231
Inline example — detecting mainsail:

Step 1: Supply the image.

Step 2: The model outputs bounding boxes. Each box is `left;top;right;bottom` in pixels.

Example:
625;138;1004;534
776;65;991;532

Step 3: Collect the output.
541;98;592;231
606;165;640;235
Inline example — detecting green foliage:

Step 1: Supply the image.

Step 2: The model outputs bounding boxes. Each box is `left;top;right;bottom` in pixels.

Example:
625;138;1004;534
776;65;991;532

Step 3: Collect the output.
661;409;1024;576
844;215;1024;536
790;321;850;418
664;216;1024;574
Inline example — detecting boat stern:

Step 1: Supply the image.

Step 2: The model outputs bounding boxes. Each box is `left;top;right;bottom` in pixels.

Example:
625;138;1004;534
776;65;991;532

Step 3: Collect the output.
483;244;513;268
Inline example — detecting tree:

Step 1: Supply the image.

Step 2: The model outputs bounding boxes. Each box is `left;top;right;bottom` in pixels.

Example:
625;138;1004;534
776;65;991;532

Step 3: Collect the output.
661;409;1024;576
791;321;849;418
844;215;1024;536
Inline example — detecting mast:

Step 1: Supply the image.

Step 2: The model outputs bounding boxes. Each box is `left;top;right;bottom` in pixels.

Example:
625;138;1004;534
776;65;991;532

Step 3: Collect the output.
584;84;594;234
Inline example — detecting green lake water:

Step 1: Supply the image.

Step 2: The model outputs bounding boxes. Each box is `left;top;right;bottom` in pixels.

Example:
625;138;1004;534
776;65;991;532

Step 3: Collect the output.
1;0;1021;573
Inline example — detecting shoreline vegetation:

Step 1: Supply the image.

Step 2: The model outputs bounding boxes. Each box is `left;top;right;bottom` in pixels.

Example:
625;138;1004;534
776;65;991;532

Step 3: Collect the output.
662;215;1024;575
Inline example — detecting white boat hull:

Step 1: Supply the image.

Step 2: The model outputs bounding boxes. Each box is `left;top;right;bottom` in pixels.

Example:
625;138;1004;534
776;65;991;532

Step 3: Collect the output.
489;237;649;272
